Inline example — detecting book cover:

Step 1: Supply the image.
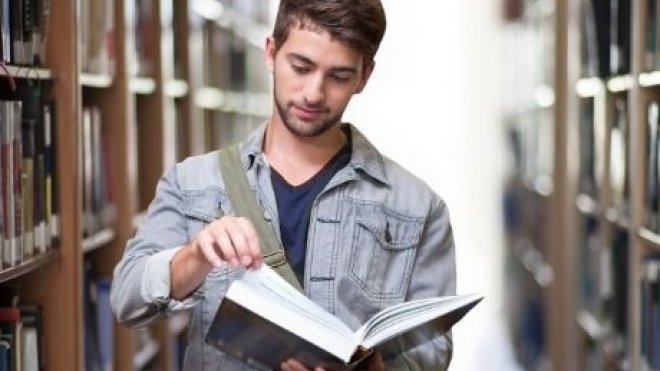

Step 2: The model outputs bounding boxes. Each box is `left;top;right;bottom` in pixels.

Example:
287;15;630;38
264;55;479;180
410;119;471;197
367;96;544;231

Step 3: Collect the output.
206;266;482;371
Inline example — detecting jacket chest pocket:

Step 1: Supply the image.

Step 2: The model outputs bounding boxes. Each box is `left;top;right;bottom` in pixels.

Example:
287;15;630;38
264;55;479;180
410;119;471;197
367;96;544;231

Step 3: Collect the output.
348;203;422;299
182;189;225;242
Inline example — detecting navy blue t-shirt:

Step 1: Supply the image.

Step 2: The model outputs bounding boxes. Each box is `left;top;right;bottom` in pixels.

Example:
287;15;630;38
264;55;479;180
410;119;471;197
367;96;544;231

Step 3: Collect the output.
270;141;351;283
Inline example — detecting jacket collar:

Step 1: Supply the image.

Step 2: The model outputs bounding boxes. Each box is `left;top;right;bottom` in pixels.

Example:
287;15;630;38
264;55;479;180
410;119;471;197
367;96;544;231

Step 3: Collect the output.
241;122;389;186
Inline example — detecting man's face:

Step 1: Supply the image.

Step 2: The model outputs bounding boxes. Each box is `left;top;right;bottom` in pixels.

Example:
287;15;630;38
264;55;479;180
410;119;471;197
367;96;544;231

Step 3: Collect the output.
265;26;373;138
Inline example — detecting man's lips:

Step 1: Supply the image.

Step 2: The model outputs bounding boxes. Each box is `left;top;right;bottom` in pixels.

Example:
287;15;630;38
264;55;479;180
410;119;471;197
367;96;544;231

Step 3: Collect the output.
292;105;326;120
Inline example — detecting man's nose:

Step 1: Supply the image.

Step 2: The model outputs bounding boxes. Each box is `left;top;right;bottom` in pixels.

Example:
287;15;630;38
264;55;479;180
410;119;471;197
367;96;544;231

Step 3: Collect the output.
303;73;325;105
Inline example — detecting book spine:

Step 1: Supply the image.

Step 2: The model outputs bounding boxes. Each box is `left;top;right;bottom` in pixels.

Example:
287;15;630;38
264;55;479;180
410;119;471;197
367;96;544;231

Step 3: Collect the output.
2;101;16;267
647;102;659;232
12;100;22;266
9;0;23;65
0;0;10;63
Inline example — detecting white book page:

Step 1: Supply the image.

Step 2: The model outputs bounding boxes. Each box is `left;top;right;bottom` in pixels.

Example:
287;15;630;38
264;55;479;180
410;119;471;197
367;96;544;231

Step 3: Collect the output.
356;294;483;349
227;266;358;361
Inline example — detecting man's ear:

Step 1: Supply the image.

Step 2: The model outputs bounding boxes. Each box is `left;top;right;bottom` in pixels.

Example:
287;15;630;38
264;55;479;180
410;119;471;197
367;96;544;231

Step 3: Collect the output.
356;60;375;94
265;36;277;73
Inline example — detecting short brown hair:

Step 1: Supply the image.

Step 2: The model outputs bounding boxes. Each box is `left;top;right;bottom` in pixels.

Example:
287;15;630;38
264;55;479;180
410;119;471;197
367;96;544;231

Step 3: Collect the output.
272;0;387;62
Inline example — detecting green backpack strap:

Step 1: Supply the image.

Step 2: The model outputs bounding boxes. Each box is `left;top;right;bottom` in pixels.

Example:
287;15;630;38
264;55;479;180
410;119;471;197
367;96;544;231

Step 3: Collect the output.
218;144;304;292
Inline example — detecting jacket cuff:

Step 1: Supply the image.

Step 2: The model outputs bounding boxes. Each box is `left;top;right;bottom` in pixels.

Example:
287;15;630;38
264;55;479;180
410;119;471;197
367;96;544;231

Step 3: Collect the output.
140;246;198;312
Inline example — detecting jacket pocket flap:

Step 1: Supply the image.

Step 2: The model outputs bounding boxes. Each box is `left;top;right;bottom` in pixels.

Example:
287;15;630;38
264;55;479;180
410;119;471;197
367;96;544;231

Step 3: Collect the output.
356;206;422;250
182;189;224;222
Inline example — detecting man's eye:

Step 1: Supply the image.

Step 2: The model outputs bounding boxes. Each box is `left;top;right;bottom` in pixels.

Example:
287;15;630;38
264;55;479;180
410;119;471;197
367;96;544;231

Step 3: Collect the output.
331;74;351;83
292;65;310;74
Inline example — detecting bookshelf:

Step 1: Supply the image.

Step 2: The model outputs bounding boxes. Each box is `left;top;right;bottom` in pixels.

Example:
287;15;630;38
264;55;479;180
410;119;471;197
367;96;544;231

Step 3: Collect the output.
504;0;660;369
0;0;274;370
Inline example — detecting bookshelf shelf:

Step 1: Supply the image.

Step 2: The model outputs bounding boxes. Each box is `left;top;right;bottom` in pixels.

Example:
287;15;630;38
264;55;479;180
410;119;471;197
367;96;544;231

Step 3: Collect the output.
638;227;660;251
193;87;270;117
576;309;604;342
512;242;554;288
606;74;635;93
639;71;660;87
133;339;159;370
604;208;631;230
575;194;600;216
130;77;157;95
164;79;189;98
576;77;604;98
1;65;54;80
80;73;113;88
0;250;56;284
82;228;116;254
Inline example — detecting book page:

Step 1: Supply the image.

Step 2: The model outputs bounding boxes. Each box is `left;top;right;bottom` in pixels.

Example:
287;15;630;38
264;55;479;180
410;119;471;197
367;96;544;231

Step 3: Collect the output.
357;293;483;349
225;266;358;361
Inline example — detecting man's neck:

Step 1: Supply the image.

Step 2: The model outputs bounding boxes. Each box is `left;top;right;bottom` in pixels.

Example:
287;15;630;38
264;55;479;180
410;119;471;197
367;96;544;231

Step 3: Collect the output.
263;119;348;186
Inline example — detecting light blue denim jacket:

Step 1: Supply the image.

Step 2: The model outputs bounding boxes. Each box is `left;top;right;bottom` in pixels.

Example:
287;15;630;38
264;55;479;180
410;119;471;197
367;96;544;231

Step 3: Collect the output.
110;123;456;370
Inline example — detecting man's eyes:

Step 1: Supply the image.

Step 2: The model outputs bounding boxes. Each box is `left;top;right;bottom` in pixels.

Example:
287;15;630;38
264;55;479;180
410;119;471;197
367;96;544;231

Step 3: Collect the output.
291;64;352;83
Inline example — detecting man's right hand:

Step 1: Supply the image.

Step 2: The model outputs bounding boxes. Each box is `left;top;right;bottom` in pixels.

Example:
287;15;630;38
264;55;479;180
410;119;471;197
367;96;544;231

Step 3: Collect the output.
192;216;263;269
170;216;263;300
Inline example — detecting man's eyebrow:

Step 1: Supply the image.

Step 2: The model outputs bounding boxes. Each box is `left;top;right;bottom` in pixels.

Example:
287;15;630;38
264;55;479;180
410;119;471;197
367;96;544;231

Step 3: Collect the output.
287;53;315;66
287;52;358;74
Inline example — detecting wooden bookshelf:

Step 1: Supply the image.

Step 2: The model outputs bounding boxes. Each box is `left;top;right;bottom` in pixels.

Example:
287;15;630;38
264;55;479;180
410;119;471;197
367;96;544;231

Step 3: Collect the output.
0;251;57;284
0;1;272;370
504;0;660;369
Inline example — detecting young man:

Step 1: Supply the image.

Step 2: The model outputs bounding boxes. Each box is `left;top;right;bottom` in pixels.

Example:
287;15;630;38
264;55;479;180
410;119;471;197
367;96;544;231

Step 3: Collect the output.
110;0;456;370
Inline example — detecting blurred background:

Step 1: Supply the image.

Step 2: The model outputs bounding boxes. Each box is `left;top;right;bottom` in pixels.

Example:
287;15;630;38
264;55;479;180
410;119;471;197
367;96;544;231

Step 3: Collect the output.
0;0;657;370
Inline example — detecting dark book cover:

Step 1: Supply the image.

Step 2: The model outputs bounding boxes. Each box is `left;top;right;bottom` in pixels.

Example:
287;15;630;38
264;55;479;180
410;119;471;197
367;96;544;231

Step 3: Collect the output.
206;299;369;371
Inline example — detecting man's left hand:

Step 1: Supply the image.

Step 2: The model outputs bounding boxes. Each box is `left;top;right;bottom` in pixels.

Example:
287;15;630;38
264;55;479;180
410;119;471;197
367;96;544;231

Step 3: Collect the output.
280;351;385;371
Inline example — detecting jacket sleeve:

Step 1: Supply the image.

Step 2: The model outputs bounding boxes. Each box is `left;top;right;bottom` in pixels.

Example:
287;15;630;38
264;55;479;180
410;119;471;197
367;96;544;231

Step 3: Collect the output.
384;197;456;370
110;165;200;327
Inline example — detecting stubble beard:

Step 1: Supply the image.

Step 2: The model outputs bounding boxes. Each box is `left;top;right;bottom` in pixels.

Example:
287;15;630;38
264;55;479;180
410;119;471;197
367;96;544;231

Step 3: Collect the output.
274;91;342;138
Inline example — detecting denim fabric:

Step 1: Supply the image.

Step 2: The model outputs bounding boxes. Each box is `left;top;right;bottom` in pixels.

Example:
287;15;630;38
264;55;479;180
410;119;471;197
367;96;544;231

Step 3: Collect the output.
110;123;456;370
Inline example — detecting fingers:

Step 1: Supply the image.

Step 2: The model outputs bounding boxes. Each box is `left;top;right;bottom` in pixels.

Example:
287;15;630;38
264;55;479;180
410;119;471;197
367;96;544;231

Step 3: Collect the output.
281;359;312;371
194;216;263;269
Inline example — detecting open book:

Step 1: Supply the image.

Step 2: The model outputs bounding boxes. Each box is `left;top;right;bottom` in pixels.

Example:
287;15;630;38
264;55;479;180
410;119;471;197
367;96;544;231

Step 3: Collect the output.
205;266;482;371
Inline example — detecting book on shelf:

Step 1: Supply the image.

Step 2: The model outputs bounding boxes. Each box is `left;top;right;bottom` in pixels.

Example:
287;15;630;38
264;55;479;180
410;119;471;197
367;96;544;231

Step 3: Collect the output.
43;100;58;248
132;0;156;78
609;96;629;217
641;258;660;370
206;266;482;371
83;264;113;371
4;0;50;66
81;105;115;238
80;0;115;75
647;101;660;232
0;99;23;268
578;99;598;198
609;0;631;75
600;230;628;360
578;215;601;314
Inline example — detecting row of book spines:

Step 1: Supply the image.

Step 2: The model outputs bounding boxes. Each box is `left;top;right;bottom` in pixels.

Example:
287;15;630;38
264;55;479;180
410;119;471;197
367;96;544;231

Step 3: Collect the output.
646;0;660;72
0;96;58;269
0;305;42;371
576;96;629;214
580;0;631;79
83;266;113;371
81;106;115;238
577;219;628;355
641;258;660;370
79;0;158;78
0;0;50;67
647;101;660;233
